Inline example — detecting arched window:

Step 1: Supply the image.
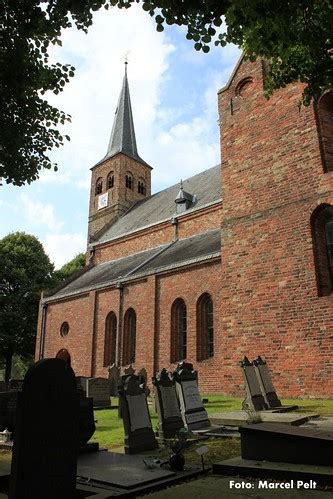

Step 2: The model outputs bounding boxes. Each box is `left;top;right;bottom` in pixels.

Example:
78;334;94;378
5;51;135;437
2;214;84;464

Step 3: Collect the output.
138;179;146;195
311;204;333;296
316;91;333;173
122;308;136;365
196;293;214;361
170;298;187;363
104;312;117;367
125;173;133;190
107;172;114;189
95;177;103;195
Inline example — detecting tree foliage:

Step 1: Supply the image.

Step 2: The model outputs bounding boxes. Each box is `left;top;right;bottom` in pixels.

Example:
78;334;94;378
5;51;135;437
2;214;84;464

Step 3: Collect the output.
1;1;332;186
0;232;54;382
53;252;86;283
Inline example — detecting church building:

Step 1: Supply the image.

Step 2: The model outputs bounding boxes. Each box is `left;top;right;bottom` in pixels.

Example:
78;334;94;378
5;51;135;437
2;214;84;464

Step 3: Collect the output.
36;56;333;398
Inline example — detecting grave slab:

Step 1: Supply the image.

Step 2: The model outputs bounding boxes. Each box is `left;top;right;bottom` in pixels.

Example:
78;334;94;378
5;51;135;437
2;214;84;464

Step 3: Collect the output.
210;411;318;427
212;457;333;485
240;423;333;466
86;377;111;408
152;368;184;439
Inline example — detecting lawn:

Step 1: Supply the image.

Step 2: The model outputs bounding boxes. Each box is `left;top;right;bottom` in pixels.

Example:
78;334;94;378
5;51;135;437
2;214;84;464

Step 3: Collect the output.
1;395;332;468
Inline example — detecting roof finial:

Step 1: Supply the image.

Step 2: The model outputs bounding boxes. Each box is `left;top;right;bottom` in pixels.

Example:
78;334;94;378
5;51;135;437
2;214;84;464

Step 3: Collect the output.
180;179;183;190
123;51;130;74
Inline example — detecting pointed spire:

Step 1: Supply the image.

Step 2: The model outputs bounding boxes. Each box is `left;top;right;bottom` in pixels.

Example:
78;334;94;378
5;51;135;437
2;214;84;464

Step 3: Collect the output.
95;62;150;168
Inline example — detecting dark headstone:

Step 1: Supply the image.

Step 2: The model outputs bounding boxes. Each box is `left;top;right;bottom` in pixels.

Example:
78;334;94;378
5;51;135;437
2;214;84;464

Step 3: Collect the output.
253;356;282;408
78;395;96;448
108;364;120;396
76;376;89;396
8;380;23;392
9;358;79;499
0;391;18;432
152;368;184;439
173;362;210;430
239;356;268;411
86;377;111;408
118;374;158;454
240;423;333;466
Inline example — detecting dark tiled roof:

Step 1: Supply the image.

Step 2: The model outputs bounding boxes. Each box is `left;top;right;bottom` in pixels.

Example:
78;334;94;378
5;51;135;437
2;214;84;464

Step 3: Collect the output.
95;165;221;245
46;230;221;301
94;66;150;169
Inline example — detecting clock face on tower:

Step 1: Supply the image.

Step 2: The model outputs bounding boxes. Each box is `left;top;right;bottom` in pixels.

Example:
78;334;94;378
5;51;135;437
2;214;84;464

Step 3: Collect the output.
98;192;108;210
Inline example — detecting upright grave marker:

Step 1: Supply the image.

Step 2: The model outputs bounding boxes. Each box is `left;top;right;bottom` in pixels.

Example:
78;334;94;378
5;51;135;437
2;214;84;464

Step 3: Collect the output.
173;362;210;430
86;377;111;408
108;364;120;397
240;356;268;411
253;356;282;409
118;373;158;454
9;358;79;499
152;368;184;439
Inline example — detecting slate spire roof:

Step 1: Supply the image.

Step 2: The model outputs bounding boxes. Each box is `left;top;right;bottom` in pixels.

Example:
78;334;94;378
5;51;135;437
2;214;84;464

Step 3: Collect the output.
95;62;150;168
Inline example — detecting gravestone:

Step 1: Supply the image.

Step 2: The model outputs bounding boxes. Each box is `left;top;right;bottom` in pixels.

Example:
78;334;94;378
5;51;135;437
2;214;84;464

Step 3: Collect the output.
253;356;282;408
152;368;184;439
8;379;23;392
0;391;18;432
173;362;210;430
78;394;96;450
76;376;89;395
239;356;268;411
118;366;135;418
108;364;120;396
118;373;158;454
9;358;79;499
86;377;111;408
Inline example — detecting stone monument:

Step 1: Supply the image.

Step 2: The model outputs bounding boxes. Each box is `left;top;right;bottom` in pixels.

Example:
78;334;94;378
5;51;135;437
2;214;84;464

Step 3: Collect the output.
152;368;184;439
118;373;158;454
173;362;210;430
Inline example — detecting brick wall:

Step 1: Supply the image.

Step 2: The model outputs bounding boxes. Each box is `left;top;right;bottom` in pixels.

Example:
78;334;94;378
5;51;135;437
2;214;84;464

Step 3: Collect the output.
218;57;333;398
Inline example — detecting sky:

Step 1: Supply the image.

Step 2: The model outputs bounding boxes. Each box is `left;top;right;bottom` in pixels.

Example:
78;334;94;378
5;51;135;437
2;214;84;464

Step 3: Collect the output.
0;5;241;269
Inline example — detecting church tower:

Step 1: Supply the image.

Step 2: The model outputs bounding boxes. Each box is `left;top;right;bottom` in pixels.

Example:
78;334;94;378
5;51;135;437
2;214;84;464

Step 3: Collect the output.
88;63;152;241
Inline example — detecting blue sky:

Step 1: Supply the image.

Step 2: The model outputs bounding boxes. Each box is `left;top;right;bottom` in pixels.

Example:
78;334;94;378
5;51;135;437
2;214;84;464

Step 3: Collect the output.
0;5;241;268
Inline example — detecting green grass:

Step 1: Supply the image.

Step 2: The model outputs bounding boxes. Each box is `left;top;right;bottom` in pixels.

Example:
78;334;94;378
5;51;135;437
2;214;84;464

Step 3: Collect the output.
0;395;332;468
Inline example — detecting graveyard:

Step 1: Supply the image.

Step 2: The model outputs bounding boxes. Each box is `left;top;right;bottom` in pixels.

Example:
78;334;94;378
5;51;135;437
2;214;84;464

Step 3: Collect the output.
0;358;333;497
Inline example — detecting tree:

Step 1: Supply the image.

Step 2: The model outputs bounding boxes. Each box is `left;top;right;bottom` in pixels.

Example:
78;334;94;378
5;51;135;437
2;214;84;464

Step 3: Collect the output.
0;232;54;383
53;252;86;283
1;1;332;186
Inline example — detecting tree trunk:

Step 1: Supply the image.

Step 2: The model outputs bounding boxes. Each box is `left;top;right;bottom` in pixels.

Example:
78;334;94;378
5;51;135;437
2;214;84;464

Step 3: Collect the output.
5;353;13;387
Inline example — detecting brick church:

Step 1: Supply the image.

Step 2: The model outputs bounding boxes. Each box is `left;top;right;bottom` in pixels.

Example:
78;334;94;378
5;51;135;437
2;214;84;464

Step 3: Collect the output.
36;56;333;398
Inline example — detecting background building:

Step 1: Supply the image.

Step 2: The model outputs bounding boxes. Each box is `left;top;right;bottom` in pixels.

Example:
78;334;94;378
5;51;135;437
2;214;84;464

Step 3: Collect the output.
36;56;333;398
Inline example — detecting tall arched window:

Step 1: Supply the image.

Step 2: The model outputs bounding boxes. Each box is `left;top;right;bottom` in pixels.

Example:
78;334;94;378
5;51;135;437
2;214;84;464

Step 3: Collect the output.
316;91;333;173
170;298;187;363
311;204;333;296
122;308;136;365
196;293;214;361
95;177;103;195
125;172;133;190
138;179;146;195
107;172;114;189
104;312;117;367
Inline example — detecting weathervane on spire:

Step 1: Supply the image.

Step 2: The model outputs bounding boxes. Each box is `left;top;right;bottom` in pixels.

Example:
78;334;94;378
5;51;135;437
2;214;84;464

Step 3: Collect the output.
123;51;130;73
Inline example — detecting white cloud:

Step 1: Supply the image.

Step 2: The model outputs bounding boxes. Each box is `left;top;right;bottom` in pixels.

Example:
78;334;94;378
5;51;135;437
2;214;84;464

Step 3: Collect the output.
43;233;86;269
20;194;64;233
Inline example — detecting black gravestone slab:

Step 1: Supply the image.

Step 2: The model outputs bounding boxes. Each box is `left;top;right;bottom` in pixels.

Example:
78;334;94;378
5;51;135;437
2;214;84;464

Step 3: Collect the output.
79;395;96;448
152;369;184;439
173;362;210;430
118;374;158;454
240;423;333;466
77;451;175;489
239;356;268;411
9;358;79;499
0;392;18;432
253;356;282;408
